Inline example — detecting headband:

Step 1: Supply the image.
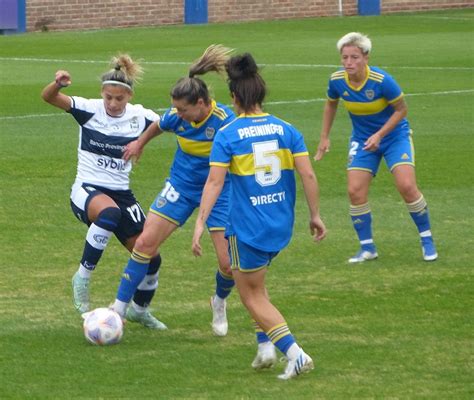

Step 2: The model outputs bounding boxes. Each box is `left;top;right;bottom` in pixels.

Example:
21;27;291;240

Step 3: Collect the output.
102;80;133;91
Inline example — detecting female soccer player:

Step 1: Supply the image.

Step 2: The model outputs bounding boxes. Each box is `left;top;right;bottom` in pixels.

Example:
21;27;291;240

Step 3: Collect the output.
192;53;327;379
41;55;166;329
111;45;236;336
315;32;437;263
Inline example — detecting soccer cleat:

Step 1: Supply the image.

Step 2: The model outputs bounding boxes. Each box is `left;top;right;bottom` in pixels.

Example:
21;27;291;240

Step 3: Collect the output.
421;236;438;261
125;307;167;330
278;351;314;380
348;248;378;263
72;272;90;313
251;342;278;370
210;295;228;336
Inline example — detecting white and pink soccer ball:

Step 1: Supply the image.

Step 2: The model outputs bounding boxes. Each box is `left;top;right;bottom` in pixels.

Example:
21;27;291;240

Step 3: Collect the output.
83;308;123;345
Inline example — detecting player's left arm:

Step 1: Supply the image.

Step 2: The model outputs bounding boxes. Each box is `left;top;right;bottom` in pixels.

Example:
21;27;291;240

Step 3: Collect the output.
294;155;327;242
364;73;408;151
364;97;407;151
192;165;227;256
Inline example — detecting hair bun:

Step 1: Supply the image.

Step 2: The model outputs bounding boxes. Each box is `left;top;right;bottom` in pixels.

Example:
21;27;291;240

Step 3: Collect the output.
227;53;258;80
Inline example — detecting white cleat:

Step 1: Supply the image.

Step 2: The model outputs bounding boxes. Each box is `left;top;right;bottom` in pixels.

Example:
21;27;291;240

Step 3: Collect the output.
126;307;167;330
210;295;228;336
72;272;90;313
252;342;278;370
278;351;314;380
348;249;378;263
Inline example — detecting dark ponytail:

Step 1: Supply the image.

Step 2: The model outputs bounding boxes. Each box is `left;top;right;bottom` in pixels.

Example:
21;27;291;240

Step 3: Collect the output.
226;53;266;112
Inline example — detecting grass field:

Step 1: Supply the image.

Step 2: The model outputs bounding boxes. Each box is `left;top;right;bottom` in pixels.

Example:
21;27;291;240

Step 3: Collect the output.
1;9;473;399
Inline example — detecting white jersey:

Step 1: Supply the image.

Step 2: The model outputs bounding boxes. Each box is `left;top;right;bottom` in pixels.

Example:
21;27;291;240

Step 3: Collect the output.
69;96;159;190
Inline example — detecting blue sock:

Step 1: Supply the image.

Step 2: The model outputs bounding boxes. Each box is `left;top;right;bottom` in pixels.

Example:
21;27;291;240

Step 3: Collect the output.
406;195;432;235
350;203;376;251
132;254;161;308
253;320;270;344
215;270;235;299
267;323;295;355
116;250;151;303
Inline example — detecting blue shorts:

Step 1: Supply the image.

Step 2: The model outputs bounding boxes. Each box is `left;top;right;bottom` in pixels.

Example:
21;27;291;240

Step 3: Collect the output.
347;132;415;175
228;235;279;272
149;178;229;230
69;182;145;245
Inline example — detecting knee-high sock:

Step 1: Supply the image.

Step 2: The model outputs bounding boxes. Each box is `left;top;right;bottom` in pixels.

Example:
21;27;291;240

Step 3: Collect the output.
406;195;433;237
132;254;161;308
78;207;121;278
215;269;235;300
350;203;375;250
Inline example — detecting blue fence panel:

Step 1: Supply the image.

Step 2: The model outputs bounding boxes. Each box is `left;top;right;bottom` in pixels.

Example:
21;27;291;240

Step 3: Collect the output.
184;0;208;24
358;0;381;16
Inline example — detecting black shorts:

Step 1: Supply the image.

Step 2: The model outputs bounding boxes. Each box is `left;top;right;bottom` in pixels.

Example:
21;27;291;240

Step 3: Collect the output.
70;182;146;245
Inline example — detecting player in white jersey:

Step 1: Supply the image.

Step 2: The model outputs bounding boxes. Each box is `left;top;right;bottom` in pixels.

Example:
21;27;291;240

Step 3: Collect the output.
41;54;166;330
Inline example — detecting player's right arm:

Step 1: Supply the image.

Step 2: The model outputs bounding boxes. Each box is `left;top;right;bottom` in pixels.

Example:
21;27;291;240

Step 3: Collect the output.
314;99;339;161
41;70;72;111
123;121;163;162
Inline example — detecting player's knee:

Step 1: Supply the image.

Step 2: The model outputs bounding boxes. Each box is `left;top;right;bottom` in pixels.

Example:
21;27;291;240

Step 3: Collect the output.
95;207;122;231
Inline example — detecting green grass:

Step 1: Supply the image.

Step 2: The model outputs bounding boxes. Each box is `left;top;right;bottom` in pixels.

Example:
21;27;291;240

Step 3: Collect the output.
1;9;473;399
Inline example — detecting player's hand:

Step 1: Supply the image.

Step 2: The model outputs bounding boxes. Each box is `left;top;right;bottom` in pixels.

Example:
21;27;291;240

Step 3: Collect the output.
123;140;143;163
314;138;330;161
310;215;327;242
363;133;381;151
192;223;205;257
55;70;71;88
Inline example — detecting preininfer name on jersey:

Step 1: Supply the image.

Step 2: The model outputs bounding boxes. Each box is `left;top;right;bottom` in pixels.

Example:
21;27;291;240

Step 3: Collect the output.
238;123;284;140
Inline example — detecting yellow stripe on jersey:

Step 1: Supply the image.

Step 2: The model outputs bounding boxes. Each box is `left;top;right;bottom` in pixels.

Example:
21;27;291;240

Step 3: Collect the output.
330;71;345;80
368;75;383;83
388;93;404;104
343;98;389;115
177;136;212;157
210;161;230;168
229;148;295;176
293;151;309;157
213;107;228;120
369;70;384;78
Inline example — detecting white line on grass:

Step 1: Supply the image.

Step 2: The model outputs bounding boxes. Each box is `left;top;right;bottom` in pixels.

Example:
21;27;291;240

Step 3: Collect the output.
0;57;473;71
1;89;473;121
405;16;474;21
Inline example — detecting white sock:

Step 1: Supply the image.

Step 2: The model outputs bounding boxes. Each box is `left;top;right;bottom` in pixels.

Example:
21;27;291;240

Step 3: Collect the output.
112;299;128;317
78;264;92;279
286;343;302;361
258;341;274;351
213;294;225;306
131;301;147;314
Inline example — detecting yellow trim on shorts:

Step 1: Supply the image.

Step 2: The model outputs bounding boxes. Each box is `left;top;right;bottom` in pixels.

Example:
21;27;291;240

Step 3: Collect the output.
148;209;180;226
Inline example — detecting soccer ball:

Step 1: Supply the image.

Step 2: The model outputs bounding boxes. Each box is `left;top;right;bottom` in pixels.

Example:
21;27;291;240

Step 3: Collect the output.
83;307;123;345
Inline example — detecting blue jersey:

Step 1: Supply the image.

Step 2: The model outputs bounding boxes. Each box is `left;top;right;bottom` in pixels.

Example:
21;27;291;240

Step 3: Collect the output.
210;113;309;252
158;100;235;200
327;66;410;141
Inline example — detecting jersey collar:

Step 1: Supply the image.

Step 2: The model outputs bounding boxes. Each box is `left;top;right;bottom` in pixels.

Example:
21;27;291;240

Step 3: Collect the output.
344;65;370;91
191;99;216;128
237;112;270;118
